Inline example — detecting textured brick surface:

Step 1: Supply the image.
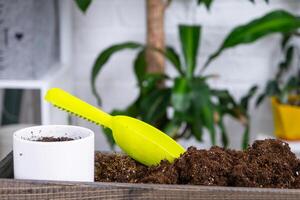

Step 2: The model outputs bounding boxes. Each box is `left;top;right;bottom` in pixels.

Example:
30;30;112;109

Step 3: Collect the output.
72;0;300;150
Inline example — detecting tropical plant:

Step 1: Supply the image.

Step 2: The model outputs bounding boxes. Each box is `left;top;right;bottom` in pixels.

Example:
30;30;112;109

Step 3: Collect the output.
89;24;259;149
256;32;300;106
89;10;300;150
75;0;300;149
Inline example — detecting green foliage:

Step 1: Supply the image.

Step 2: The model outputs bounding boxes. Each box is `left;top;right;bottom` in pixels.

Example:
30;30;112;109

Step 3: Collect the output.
197;0;268;10
74;0;92;13
205;10;300;69
190;79;215;144
197;0;213;10
91;42;142;105
256;32;300;106
179;25;201;78
212;86;257;149
91;25;259;148
156;46;183;75
76;0;300;149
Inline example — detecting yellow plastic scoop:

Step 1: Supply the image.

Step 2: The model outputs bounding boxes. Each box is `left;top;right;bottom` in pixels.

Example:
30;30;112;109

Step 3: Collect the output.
45;88;185;166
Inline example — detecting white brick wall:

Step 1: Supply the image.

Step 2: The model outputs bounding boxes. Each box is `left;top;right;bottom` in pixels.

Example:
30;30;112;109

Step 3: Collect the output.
72;0;300;150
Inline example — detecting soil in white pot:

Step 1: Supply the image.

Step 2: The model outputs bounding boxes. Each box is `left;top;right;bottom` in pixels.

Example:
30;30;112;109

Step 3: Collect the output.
34;137;74;142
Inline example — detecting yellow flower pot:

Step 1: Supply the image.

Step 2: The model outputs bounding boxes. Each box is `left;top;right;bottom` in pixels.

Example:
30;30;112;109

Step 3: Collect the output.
271;97;300;140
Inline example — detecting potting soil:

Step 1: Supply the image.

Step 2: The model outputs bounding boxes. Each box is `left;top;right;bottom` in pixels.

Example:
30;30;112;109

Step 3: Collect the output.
95;139;300;188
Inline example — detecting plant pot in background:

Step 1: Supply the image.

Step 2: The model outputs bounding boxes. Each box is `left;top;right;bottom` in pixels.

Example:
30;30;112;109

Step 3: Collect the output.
271;97;300;140
13;125;94;182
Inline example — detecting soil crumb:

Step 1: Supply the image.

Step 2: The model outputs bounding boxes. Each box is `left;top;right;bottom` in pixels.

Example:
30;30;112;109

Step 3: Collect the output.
95;139;300;188
35;137;74;142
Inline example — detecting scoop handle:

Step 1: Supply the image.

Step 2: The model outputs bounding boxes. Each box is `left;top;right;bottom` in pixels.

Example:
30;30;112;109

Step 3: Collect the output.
45;88;112;128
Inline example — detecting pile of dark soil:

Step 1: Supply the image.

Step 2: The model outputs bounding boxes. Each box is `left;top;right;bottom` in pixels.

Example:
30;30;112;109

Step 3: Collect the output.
95;139;300;188
95;153;147;183
35;137;74;142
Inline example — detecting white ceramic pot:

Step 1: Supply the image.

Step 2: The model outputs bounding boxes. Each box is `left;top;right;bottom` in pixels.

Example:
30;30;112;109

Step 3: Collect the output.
13;125;94;182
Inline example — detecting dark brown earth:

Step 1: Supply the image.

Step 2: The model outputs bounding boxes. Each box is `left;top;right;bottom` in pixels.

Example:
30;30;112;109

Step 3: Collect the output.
35;137;74;142
95;139;300;188
94;153;147;183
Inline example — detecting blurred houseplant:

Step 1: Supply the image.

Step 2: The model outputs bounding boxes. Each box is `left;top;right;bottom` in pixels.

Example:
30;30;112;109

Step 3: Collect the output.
256;32;300;140
75;0;300;149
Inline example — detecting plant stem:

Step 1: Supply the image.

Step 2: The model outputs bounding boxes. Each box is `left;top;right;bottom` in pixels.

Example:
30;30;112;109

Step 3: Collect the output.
146;0;166;74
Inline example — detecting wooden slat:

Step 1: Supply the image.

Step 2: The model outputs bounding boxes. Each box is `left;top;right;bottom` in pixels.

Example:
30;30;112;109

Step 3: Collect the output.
0;179;299;200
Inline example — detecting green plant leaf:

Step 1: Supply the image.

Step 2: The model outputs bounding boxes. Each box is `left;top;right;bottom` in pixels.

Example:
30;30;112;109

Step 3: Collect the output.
275;46;294;82
256;80;280;106
205;10;300;68
123;101;140;118
153;46;183;75
281;76;300;103
190;78;216;145
171;77;191;112
174;110;194;124
212;89;237;106
284;46;294;68
285;76;299;91
242;125;250;150
91;42;142;105
74;0;92;13
212;89;237;116
281;33;292;50
218;119;228;148
140;88;171;124
191;120;203;141
240;86;257;110
171;77;214;142
276;46;294;80
134;49;147;85
255;94;266;107
197;0;213;10
141;73;169;95
179;25;201;78
165;47;184;75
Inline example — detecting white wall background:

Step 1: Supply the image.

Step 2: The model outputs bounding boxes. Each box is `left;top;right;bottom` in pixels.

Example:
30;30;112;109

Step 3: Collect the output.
72;0;300;150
